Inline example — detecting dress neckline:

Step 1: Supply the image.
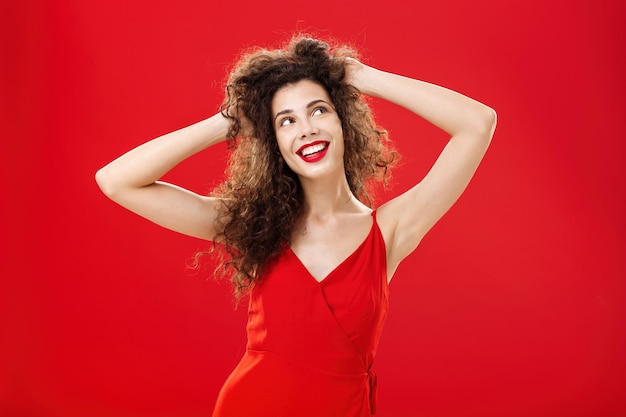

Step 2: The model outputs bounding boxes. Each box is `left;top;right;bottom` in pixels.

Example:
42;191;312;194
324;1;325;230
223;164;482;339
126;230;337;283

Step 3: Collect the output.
287;211;377;284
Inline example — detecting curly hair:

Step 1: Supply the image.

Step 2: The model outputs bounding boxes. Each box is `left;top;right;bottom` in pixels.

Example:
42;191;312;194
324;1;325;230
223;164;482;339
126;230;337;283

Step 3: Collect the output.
197;34;397;299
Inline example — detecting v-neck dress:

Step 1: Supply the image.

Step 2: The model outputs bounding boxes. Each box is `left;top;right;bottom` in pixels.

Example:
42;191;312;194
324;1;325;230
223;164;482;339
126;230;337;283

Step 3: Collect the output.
212;211;389;417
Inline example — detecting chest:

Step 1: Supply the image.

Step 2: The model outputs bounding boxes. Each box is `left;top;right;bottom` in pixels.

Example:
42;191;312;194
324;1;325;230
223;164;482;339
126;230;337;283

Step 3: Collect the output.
289;216;374;283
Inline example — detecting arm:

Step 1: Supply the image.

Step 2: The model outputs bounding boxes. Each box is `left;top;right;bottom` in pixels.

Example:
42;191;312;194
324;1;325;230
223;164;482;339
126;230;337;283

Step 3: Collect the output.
346;60;497;276
95;112;231;240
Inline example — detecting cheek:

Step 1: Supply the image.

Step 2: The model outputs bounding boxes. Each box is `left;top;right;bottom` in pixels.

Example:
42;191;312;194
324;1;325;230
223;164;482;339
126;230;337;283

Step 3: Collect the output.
335;126;345;153
275;135;292;158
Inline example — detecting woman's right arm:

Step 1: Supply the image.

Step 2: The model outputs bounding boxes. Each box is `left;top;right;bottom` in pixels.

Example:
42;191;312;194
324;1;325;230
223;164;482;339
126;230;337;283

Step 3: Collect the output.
95;112;230;241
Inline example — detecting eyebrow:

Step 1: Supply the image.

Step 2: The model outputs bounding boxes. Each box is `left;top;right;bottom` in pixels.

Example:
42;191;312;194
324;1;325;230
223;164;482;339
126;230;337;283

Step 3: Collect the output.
273;99;332;124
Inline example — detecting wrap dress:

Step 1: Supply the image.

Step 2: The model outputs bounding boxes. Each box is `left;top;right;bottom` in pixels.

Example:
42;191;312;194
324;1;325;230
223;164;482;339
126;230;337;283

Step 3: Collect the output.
212;211;389;416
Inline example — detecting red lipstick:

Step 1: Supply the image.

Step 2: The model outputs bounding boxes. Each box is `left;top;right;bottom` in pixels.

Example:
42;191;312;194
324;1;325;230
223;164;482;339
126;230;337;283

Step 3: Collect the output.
297;141;329;163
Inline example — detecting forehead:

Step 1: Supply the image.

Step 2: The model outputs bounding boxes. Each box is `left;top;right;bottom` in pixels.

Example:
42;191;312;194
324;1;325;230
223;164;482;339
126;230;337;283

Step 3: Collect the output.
271;80;332;115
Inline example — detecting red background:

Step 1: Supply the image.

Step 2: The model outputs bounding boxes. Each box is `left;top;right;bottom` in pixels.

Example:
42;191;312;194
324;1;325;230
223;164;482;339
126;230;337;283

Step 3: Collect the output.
2;1;625;416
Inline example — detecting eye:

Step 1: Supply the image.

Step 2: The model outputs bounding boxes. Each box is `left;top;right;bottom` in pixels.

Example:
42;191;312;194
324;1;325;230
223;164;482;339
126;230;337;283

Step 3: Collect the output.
278;117;295;127
312;107;327;116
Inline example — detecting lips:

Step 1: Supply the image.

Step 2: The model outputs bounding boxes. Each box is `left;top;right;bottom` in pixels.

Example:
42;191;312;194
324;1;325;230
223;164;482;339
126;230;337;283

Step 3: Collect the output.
296;141;329;163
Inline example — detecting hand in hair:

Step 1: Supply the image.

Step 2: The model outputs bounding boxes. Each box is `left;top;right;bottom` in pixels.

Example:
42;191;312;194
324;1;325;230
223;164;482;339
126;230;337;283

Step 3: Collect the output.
222;99;254;139
343;57;368;93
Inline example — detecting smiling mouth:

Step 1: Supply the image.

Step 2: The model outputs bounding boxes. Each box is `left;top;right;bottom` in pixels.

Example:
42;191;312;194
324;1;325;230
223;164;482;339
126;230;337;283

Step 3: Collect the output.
297;141;330;162
300;142;327;156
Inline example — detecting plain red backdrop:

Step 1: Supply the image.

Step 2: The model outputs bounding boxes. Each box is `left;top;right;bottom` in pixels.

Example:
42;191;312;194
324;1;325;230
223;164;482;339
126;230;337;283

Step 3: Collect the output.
1;1;625;416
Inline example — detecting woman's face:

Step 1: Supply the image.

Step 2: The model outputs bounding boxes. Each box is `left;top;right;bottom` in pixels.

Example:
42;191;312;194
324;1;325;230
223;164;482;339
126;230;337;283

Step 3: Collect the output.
271;79;344;181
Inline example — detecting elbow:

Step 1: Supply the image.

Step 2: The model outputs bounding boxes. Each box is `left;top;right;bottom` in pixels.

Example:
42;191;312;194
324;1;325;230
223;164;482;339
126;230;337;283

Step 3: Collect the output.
474;105;497;143
484;106;497;138
95;166;118;198
456;104;497;141
486;106;497;138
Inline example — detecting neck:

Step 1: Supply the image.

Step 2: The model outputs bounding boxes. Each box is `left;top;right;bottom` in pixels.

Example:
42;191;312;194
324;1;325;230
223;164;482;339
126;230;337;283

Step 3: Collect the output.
299;175;359;220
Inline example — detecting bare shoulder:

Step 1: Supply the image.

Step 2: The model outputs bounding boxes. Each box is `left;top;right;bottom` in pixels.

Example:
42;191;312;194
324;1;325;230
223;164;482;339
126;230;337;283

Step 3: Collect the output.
376;194;434;281
375;200;405;274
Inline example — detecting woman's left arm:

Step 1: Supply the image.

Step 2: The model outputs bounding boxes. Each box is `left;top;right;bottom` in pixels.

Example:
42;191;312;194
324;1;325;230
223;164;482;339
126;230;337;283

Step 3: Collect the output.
346;60;497;276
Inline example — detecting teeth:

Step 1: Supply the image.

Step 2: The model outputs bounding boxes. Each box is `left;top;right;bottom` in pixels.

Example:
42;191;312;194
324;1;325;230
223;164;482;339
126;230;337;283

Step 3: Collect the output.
301;143;327;157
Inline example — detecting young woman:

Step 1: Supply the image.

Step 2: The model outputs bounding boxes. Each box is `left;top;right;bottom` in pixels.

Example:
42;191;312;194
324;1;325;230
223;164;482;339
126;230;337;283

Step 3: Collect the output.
96;35;496;417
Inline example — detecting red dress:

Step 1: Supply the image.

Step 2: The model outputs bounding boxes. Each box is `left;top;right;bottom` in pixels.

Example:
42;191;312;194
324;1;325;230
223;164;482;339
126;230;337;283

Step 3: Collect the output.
212;211;389;417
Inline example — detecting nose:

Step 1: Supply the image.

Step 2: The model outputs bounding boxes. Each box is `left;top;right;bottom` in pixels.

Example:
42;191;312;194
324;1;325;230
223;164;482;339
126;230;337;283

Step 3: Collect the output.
299;118;319;138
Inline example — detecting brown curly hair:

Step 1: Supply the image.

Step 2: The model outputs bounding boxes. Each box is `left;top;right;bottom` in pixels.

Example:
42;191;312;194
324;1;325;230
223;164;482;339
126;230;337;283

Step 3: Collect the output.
198;34;396;299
